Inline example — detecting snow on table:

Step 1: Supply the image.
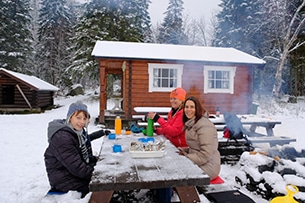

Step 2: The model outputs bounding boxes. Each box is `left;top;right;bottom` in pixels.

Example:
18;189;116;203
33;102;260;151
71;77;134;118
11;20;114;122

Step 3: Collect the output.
90;134;209;191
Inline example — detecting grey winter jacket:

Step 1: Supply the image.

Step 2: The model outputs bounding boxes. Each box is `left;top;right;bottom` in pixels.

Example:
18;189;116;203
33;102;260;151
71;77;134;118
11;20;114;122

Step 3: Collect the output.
184;116;221;180
44;120;94;194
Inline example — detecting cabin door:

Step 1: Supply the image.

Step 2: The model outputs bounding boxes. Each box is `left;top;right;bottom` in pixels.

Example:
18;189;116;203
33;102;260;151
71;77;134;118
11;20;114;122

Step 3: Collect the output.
107;73;123;111
1;85;15;104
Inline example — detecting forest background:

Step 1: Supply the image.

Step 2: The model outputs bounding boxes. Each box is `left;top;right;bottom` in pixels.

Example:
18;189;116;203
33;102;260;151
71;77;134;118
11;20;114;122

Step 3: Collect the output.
1;0;305;99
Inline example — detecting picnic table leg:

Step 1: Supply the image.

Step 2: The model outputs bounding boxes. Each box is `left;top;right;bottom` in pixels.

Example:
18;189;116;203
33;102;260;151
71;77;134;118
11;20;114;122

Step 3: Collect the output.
265;123;276;136
249;124;257;132
266;128;274;136
175;186;200;203
89;191;114;203
250;124;275;136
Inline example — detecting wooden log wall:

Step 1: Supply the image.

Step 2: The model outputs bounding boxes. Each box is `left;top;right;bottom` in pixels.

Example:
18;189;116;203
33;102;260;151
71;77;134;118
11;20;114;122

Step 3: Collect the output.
127;60;171;110
98;59;253;123
0;72;55;110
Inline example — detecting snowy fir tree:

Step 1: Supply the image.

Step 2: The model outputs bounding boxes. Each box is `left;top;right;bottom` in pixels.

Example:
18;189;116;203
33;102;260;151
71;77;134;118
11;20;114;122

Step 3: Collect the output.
157;0;187;44
28;0;41;77
1;0;304;97
214;0;264;55
67;0;152;87
36;0;75;88
0;0;33;73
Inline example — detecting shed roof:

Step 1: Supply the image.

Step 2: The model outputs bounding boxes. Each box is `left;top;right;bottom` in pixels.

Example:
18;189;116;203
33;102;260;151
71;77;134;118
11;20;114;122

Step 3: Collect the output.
0;68;59;91
92;41;266;66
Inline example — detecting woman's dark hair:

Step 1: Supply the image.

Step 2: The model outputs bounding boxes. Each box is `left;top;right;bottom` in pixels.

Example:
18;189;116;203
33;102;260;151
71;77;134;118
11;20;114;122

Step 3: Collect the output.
182;96;205;124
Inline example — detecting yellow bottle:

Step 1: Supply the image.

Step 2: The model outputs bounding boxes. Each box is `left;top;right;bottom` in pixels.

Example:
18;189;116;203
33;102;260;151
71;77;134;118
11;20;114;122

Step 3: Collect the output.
115;116;122;135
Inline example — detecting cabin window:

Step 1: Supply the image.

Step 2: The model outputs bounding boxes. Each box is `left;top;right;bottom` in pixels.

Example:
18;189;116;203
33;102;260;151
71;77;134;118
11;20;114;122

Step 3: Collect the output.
203;66;236;94
148;63;183;92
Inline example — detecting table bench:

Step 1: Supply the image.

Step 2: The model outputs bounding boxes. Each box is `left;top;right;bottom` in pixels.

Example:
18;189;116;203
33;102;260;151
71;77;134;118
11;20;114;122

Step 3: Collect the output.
212;115;296;147
210;115;282;136
89;134;210;203
133;109;296;147
133;107;170;126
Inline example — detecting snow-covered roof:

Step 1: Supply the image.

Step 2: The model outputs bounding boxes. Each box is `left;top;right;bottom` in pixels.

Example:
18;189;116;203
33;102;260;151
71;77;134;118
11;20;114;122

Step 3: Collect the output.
92;41;266;66
0;68;59;91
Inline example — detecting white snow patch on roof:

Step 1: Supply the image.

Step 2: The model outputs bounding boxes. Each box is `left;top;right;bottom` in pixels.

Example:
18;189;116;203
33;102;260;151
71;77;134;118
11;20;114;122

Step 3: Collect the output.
0;68;59;91
92;41;266;65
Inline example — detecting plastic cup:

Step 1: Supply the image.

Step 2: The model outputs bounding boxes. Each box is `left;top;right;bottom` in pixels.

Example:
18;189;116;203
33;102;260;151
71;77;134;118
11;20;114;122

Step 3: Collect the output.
108;133;116;140
146;137;155;142
112;144;122;153
138;137;155;143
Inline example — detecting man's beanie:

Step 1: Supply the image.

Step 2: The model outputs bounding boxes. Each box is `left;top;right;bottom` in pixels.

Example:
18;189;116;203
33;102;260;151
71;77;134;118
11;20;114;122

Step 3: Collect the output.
170;87;186;101
66;101;90;121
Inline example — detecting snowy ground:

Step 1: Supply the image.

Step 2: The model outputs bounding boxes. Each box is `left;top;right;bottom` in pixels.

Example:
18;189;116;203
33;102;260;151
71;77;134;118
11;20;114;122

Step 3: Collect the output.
0;92;304;203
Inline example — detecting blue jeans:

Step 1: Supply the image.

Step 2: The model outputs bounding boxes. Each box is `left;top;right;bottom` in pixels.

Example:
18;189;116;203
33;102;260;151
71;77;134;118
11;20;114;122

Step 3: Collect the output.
155;188;172;203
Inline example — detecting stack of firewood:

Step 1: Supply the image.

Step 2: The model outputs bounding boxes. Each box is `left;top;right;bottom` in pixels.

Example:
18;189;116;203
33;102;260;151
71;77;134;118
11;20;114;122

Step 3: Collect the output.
235;151;305;202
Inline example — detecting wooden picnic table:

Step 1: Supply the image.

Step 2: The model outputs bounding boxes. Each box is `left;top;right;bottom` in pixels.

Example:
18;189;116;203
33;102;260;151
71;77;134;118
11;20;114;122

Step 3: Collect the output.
210;114;296;146
209;114;281;136
133;108;280;137
89;134;210;203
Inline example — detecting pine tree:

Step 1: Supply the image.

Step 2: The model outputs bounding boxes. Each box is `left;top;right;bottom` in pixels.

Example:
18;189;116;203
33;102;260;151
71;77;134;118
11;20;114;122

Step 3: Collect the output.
213;0;264;55
214;0;305;97
36;0;74;88
68;0;151;86
0;0;33;72
157;0;187;44
130;0;152;42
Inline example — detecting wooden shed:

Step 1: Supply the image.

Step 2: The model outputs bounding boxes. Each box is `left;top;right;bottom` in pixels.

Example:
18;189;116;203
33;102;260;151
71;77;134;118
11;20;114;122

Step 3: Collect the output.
91;41;265;123
0;68;59;112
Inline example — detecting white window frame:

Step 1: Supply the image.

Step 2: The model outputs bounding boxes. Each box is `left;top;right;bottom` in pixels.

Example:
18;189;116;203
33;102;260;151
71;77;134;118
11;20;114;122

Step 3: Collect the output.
203;66;236;94
148;63;183;92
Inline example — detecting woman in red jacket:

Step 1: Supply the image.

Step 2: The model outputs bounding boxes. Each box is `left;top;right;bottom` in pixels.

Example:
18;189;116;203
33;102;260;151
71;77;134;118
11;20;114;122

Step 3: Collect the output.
147;87;188;202
147;87;187;148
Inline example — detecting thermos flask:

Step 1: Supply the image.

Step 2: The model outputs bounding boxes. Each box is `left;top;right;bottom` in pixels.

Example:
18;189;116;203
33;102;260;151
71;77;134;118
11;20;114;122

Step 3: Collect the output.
115;116;122;135
147;118;154;137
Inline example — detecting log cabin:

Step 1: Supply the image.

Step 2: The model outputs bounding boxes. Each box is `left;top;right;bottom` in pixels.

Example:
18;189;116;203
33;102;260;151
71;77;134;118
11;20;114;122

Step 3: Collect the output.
0;68;59;113
91;41;266;123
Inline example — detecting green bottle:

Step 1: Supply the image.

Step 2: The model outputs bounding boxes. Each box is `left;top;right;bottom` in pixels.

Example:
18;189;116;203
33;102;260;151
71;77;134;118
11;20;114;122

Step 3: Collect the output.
147;118;154;137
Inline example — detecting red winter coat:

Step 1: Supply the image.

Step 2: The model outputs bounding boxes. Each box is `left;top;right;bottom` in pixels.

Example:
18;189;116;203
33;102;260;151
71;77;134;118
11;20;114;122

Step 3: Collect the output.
155;108;187;148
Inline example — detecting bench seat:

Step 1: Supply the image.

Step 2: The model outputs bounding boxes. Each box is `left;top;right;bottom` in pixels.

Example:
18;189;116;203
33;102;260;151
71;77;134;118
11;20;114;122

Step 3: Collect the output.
132;114;168;122
137;121;160;127
218;135;296;147
247;136;296;147
132;106;169;126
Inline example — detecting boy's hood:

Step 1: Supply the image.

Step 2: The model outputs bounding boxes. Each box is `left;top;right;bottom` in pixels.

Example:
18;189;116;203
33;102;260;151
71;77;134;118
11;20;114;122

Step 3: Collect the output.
47;119;66;143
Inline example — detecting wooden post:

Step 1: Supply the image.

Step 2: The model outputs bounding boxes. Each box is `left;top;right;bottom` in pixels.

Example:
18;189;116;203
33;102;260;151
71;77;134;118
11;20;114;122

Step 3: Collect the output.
99;62;106;123
89;191;114;203
16;84;32;110
175;186;201;203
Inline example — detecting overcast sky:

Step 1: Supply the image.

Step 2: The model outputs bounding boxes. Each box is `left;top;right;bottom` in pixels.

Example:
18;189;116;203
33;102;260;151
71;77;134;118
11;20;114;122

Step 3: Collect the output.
148;0;221;24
